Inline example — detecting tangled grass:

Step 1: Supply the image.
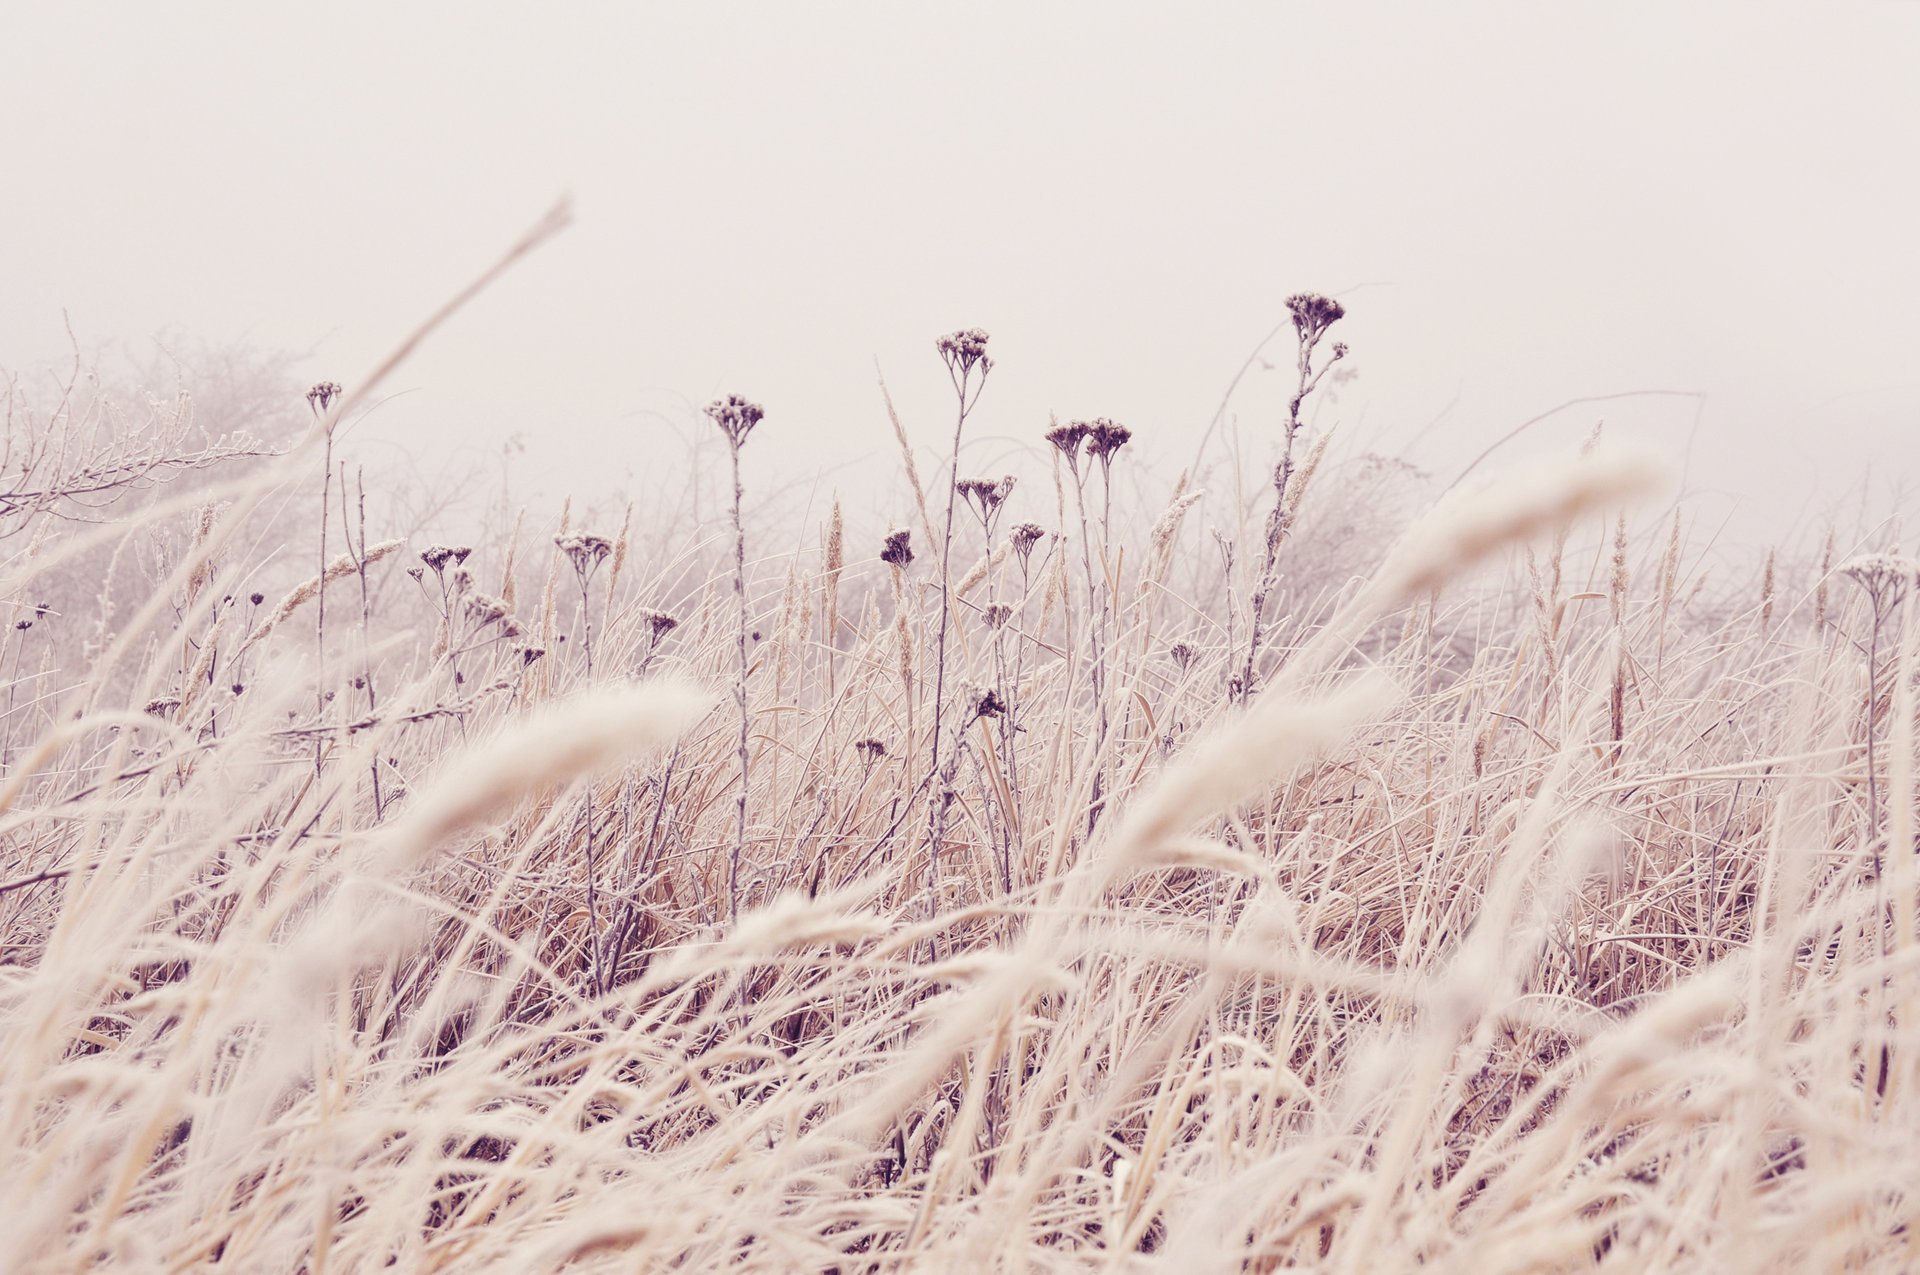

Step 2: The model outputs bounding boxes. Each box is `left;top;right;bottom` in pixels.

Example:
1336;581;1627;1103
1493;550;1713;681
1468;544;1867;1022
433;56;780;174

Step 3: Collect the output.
3;254;1918;1270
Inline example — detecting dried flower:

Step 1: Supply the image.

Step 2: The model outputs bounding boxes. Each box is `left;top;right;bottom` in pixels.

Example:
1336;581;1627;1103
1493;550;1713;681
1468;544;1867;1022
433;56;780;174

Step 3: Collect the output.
1169;642;1197;672
305;381;343;414
881;528;914;568
144;695;182;718
644;610;680;640
420;545;457;573
958;474;1017;521
854;737;887;761
1012;523;1046;564
936;328;992;377
1331;342;1349;359
248;591;265;606
1841;552;1920;616
1045;420;1090;462
1085;418;1132;463
704;394;765;448
983;604;1013;629
555;532;613;573
1284;293;1345;344
519;645;547;668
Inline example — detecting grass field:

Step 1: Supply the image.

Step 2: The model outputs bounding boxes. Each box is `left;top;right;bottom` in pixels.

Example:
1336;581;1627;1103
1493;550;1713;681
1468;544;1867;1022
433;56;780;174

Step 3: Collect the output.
3;265;1916;1271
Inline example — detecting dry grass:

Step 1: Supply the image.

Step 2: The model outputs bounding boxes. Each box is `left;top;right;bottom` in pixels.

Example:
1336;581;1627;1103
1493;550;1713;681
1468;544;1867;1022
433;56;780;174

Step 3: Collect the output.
3;263;1919;1270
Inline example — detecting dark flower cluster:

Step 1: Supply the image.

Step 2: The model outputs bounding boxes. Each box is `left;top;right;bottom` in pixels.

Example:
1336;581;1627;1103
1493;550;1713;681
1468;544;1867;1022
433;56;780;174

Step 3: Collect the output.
1084;418;1131;463
1012;523;1046;564
306;381;343;413
420;544;473;574
881;528;914;568
1284;293;1345;344
957;475;1016;521
704;394;766;448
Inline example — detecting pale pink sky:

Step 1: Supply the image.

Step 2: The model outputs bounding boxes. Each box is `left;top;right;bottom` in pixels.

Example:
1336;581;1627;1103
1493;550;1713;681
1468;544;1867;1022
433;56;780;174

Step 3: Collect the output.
4;4;1917;547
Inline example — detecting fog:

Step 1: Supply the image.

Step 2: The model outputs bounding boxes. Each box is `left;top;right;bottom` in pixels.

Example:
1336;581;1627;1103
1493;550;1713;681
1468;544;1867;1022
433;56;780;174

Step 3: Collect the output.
5;3;1917;548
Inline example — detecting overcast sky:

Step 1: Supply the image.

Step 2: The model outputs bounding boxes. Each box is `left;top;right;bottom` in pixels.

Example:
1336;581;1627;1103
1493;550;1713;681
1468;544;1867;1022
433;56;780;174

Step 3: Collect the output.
4;4;1917;549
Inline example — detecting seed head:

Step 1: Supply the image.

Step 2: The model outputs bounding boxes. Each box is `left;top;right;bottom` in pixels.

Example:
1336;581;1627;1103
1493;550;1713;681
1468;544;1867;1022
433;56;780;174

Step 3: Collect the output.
1012;523;1046;564
555;532;613;574
1045;420;1089;462
983;604;1013;629
1168;642;1197;672
854;737;887;762
704;394;765;448
644;610;680;640
881;528;914;568
958;474;1017;521
1085;418;1132;463
305;381;343;414
1840;552;1920;613
1284;293;1346;344
936;328;992;377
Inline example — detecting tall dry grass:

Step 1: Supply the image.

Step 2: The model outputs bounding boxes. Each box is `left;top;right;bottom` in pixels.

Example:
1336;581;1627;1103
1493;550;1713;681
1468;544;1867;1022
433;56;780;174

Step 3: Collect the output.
3;248;1919;1271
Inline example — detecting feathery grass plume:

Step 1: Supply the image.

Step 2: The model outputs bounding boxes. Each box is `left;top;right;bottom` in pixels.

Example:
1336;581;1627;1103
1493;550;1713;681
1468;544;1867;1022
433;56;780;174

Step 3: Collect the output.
1609;512;1630;753
1815;523;1836;634
237;539;405;658
706;393;766;920
1366;443;1670;609
1655;508;1682;673
823;496;844;693
1759;545;1777;631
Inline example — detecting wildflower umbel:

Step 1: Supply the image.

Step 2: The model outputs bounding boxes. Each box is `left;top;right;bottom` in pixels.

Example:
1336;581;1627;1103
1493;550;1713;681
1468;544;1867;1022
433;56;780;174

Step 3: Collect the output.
936;328;992;378
1012;523;1046;564
1285;293;1346;346
306;381;343;414
554;532;613;573
1840;552;1919;612
1084;418;1131;465
704;394;765;448
1045;420;1090;463
958;475;1016;522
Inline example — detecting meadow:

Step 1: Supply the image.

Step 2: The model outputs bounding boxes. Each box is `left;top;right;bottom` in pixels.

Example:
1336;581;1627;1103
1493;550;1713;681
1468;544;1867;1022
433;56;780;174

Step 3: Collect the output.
3;237;1915;1271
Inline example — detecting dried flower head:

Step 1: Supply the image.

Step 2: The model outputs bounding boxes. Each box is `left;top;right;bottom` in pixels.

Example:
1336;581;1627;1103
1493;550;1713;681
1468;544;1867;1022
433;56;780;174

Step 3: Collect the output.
555;532;613;573
983;604;1013;629
1085;418;1132;464
958;474;1017;521
644;610;680;640
966;685;1007;719
1841;552;1920;614
854;737;887;760
1045;420;1090;462
144;695;182;718
1012;523;1046;563
420;545;457;573
936;328;992;377
1168;641;1197;672
1284;293;1346;344
1331;342;1349;360
518;645;547;668
704;394;765;448
306;381;343;414
881;528;914;568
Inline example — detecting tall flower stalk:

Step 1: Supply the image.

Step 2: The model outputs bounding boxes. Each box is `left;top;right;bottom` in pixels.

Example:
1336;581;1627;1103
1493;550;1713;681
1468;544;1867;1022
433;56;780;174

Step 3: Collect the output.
706;393;765;921
1238;294;1347;700
1842;552;1918;878
923;330;991;916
